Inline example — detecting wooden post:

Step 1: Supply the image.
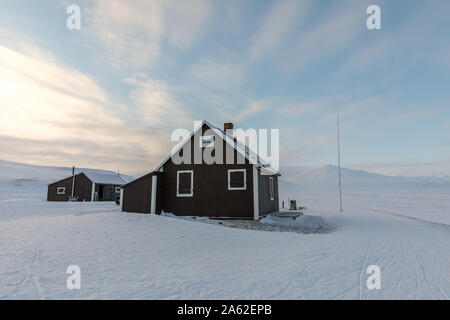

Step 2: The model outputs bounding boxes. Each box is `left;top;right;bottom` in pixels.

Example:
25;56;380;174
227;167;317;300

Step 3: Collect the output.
289;200;297;211
337;114;343;212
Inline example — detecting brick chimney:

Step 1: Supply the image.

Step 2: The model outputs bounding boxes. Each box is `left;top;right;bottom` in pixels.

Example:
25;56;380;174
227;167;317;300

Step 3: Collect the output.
224;122;234;133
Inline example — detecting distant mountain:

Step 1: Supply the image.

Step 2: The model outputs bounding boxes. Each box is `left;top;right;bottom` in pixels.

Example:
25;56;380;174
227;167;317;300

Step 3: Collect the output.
279;165;450;191
1;159;449;201
0;159;133;184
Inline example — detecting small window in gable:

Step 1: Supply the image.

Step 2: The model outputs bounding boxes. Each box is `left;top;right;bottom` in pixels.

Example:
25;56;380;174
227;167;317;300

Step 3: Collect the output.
200;135;214;148
228;169;246;190
177;170;193;197
57;187;66;195
269;177;274;200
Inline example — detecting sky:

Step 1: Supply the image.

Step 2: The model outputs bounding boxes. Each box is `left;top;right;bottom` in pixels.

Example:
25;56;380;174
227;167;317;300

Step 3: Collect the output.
0;0;449;176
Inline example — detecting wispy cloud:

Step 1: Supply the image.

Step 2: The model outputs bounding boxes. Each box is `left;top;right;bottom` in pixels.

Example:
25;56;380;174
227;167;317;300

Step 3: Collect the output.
282;2;363;72
84;0;212;68
277;101;322;116
337;1;450;75
128;78;192;128
1;1;449;176
0;30;192;174
190;54;247;89
249;0;311;62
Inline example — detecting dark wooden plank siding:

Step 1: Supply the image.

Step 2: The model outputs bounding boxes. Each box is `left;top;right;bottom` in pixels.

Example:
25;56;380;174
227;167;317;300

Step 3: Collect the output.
155;175;164;214
162;162;254;218
74;173;92;201
121;122;280;218
162;124;254;218
122;174;152;213
47;176;74;201
258;173;279;216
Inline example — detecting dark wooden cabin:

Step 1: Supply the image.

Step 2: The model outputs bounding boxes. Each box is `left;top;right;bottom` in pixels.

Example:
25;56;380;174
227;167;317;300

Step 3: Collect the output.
121;121;280;220
48;172;126;202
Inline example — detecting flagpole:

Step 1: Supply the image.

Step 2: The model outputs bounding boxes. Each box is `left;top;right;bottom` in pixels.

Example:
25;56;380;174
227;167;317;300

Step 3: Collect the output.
337;114;343;212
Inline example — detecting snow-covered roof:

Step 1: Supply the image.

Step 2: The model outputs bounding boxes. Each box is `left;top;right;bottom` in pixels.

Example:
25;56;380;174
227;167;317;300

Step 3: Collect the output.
123;120;280;188
207;122;280;176
151;120;281;176
48;171;127;186
123;121;280;188
83;172;127;185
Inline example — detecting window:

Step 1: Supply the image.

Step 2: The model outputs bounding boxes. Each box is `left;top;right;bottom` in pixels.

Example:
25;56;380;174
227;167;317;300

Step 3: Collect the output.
57;187;66;195
177;170;193;197
200;135;214;148
269;177;274;200
115;187;121;193
228;169;246;190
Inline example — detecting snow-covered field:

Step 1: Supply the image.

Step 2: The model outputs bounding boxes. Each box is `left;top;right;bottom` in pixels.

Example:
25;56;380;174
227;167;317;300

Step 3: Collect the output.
0;160;449;299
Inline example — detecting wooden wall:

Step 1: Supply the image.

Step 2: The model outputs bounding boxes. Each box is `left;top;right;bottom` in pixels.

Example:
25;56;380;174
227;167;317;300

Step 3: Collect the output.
75;173;93;201
122;174;152;213
162;123;254;218
47;176;74;201
258;172;279;217
121;123;280;219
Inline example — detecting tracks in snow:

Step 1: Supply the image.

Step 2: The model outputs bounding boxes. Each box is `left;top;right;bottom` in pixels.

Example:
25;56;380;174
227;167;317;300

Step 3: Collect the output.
10;243;44;299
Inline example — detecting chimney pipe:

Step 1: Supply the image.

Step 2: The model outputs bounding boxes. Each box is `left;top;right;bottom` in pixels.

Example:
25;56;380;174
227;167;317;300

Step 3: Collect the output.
224;122;234;133
72;166;75;175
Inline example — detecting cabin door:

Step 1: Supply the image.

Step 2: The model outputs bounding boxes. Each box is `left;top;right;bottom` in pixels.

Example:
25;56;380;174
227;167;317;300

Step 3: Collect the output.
98;185;104;201
103;185;114;201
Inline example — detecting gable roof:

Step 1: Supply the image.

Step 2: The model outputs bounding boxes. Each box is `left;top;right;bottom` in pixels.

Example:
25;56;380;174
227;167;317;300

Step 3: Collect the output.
123;120;280;187
83;172;127;185
48;171;127;186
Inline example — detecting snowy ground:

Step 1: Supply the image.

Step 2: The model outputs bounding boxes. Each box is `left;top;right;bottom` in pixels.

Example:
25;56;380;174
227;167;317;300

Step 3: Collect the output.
0;161;449;299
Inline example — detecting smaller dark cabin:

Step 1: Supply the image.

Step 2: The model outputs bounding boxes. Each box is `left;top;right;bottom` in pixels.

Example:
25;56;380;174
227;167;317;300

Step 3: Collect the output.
47;172;126;202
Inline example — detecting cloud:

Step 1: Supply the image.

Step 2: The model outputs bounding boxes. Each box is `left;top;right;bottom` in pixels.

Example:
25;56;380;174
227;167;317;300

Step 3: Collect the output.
249;0;311;62
337;1;450;75
282;2;363;71
0;44;113;141
84;0;212;68
190;55;246;89
321;97;383;122
128;79;192;128
0;32;192;174
228;100;269;123
277;101;322;116
441;122;450;129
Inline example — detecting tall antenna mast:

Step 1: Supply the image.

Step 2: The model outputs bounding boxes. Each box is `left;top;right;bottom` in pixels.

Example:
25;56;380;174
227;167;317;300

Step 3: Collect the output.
337;114;343;212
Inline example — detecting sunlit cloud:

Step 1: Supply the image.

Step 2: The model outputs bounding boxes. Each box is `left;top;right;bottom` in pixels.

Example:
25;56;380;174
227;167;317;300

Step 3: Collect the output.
0;0;449;177
84;0;212;68
0;34;191;174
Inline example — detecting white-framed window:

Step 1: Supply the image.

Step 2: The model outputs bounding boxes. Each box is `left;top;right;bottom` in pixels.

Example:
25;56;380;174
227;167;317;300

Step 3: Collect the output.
269;177;274;200
200;135;215;148
228;169;246;190
57;187;66;195
115;187;121;193
177;170;193;197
